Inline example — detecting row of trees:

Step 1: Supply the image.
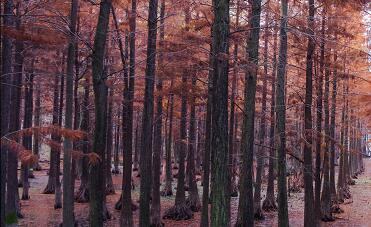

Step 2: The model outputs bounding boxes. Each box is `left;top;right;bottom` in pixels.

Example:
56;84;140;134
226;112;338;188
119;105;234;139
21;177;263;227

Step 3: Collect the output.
1;0;369;226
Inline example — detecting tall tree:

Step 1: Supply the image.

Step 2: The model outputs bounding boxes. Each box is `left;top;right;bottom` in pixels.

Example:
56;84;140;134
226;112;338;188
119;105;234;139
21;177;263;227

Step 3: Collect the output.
236;0;262;225
253;5;270;219
139;0;158;226
210;0;230;226
62;0;78;225
275;1;289;226
89;0;111;225
303;0;317;226
262;18;278;212
150;0;165;225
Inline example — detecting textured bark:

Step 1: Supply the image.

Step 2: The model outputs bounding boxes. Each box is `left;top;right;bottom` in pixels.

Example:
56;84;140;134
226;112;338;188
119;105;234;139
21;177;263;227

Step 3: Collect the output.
162;81;174;197
228;0;239;198
33;82;42;171
303;0;317;226
89;0;111;226
329;40;338;199
314;10;326;220
150;0;165;226
62;0;78;225
186;76;201;212
263;19;278;213
139;0;158;226
22;65;34;200
43;75;59;195
253;7;269;220
5;1;21;221
200;42;213;227
75;78;90;203
276;1;289;226
236;0;261;226
113;110;120;174
210;0;230;226
106;89;115;195
55;63;64;210
321;35;334;222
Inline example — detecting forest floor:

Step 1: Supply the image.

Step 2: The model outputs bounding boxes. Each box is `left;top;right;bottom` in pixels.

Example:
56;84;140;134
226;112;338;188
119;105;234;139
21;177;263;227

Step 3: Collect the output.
18;158;371;227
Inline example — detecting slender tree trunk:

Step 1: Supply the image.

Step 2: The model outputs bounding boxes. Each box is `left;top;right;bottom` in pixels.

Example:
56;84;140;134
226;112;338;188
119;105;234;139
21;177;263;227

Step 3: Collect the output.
151;0;165;225
162;80;174;196
236;0;262;225
22;66;34;200
200;42;213;227
262;19;278;212
329;38;338;200
43;74;59;195
186;76;201;212
55;62;65;210
276;1;289;226
253;7;269;220
113;109;120;174
75;78;90;203
139;0;158;226
228;0;239;198
106;89;115;195
89;0;111;226
33;82;42;171
303;0;317;226
62;0;78;224
315;9;325;220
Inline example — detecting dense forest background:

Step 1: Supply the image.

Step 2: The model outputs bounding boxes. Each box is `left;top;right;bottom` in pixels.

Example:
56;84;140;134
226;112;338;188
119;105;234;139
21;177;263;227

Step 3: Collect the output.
0;0;370;226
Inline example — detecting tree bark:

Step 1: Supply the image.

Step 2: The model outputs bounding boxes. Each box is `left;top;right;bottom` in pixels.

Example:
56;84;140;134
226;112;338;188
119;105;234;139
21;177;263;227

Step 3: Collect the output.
276;1;289;226
151;0;165;225
139;0;158;226
262;18;278;213
89;0;111;226
236;0;262;225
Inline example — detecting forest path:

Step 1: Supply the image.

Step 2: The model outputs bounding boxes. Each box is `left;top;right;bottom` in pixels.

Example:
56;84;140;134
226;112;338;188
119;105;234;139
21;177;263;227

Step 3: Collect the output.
18;158;371;226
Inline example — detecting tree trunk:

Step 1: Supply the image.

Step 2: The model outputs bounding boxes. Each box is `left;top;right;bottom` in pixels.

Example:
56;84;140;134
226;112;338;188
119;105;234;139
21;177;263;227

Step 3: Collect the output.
210;0;230;226
253;7;269;220
228;0;239;198
89;0;111;225
329;37;338;200
5;1;22;221
276;1;289;226
303;0;317;226
106;89;115;195
200;41;213;227
62;0;78;225
321;25;334;221
22;66;34;200
162;80;174;197
75;78;90;203
55;61;65;210
186;76;201;212
236;0;262;226
151;0;165;225
262;18;278;213
139;0;158;226
113;109;120;174
43;74;59;195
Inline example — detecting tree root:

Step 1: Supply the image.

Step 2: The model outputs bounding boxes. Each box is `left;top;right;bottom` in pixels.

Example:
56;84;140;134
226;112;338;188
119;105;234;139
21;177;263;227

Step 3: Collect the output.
114;197;138;211
163;204;193;220
254;207;265;220
331;203;343;213
160;187;173;197
75;186;89;203
321;214;335;222
105;183;115;195
150;216;164;227
262;197;277;212
42;182;55;194
185;196;201;212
